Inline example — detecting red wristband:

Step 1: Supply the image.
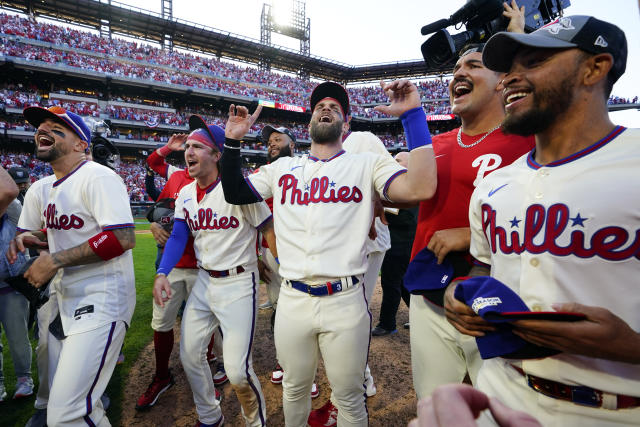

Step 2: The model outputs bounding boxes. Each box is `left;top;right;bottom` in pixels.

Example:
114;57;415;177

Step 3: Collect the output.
89;231;125;261
452;276;472;284
157;145;172;157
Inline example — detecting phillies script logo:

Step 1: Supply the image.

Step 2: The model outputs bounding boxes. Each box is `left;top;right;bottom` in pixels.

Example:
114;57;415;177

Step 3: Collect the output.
184;208;239;231
278;175;363;205
44;204;84;230
481;203;640;261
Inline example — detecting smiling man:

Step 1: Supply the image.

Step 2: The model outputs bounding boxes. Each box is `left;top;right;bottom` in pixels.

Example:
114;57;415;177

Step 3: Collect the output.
153;118;276;427
445;15;640;425
220;80;437;427
7;106;136;427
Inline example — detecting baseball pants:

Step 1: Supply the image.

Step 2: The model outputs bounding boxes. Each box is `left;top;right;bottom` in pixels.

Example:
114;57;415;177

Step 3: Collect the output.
47;320;127;427
180;267;266;427
476;358;640;426
409;294;482;399
33;291;59;410
151;267;199;331
275;277;370;427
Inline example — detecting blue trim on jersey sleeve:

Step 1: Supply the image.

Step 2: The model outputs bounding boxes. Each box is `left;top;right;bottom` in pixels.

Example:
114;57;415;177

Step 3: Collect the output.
16;227;32;233
472;257;491;269
157;220;190;276
53;160;89;187
245;177;264;201
102;223;135;231
256;214;273;230
401;107;432;150
382;169;408;201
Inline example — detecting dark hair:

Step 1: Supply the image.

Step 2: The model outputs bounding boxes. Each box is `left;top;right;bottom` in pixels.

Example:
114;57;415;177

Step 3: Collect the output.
459;43;485;58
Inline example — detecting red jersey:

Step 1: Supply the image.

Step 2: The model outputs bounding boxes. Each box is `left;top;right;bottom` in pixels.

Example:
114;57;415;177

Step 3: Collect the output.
410;127;535;260
146;150;197;269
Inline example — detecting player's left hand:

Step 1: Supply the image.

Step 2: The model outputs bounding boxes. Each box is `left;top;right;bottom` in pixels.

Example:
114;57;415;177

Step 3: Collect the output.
427;227;471;264
369;197;388;240
373;80;422;117
512;303;640;364
23;251;59;288
225;104;263;140
153;274;172;308
503;0;526;34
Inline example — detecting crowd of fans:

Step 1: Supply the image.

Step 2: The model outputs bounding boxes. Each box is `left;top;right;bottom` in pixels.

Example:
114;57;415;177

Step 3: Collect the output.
0;13;455;118
608;95;638;105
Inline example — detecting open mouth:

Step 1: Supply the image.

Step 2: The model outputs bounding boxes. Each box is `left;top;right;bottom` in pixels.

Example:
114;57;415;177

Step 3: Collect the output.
37;133;55;147
452;82;473;99
319;115;332;123
504;89;531;108
187;159;198;167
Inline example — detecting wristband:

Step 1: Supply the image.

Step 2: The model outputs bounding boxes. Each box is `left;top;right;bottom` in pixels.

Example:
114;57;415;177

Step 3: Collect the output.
155;273;167;279
157;145;172;157
401;107;432;150
275;257;280;265
88;231;125;261
224;137;241;150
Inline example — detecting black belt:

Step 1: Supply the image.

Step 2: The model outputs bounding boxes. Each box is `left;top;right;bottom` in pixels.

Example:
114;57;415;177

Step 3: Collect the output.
510;364;640;410
288;276;359;296
201;265;245;278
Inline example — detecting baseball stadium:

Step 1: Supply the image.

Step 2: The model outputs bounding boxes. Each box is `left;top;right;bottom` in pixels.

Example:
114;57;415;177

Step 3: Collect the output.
0;0;638;426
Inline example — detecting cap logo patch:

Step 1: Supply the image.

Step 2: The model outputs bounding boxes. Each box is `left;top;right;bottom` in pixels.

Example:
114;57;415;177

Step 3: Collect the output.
471;296;502;313
544;17;574;34
594;35;608;47
440;274;449;284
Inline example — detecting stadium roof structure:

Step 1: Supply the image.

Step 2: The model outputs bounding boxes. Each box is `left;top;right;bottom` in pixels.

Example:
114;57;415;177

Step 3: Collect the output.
0;0;452;82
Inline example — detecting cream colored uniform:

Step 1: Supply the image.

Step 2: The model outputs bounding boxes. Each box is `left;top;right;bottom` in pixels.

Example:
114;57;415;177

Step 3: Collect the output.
246;149;405;427
469;127;640;426
174;178;272;427
17;160;135;427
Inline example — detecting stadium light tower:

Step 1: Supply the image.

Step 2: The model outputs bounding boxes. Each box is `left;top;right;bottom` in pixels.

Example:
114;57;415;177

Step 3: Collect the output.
161;0;173;51
260;0;311;78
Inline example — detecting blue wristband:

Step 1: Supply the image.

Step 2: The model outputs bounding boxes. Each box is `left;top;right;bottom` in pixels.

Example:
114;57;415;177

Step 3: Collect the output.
275;257;280;265
401;107;432;150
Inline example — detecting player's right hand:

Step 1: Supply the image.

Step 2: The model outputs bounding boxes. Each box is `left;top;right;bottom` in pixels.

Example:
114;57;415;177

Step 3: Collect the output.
166;133;188;151
149;222;171;246
225;104;262;140
6;233;48;264
153;274;172;307
258;258;272;285
444;280;496;337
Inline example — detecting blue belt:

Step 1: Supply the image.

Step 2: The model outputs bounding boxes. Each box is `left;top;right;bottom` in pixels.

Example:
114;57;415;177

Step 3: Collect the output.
289;276;359;296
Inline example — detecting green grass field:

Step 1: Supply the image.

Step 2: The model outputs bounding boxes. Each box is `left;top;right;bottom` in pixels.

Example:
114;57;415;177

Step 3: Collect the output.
0;223;156;426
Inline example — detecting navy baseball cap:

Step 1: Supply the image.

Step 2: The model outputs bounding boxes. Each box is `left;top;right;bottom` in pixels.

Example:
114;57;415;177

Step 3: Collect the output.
483;16;627;83
8;167;30;184
454;276;585;359
23;106;92;145
261;125;297;144
188;115;225;152
310;82;350;117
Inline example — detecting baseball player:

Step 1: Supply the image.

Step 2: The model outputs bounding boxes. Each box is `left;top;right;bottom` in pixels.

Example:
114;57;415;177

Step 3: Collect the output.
153;120;275;427
137;124;224;412
8;106;136;426
256;125;320;398
406;42;534;399
220;80;437;427
446;16;640;425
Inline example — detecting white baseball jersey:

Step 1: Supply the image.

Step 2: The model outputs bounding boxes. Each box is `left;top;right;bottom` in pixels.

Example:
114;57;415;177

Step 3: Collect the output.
17;160;135;336
469;126;640;396
343;131;392;254
174;177;272;271
246;149;405;281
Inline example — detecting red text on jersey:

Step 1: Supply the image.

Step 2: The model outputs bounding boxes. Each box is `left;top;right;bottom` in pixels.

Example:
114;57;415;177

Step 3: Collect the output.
44;203;84;230
184;208;240;231
278;175;363;206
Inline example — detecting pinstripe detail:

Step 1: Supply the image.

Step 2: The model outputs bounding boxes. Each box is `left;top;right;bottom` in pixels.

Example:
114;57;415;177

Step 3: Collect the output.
244;272;266;426
84;322;116;426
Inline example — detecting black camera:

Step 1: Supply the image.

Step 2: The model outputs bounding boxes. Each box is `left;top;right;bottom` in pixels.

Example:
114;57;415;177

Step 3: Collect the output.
421;0;570;69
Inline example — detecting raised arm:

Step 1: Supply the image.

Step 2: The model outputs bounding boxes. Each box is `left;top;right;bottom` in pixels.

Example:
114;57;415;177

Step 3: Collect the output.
374;80;437;203
220;104;265;204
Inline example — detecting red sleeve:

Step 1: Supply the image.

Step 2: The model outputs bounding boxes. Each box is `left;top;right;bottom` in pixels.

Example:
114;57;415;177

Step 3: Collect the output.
147;150;170;178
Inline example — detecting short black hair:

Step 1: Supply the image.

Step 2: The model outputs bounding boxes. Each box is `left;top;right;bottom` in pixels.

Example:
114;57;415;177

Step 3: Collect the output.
459;43;486;58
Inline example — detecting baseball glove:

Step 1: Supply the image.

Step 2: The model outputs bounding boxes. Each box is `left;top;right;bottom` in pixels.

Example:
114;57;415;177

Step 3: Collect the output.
4;257;50;309
146;198;176;232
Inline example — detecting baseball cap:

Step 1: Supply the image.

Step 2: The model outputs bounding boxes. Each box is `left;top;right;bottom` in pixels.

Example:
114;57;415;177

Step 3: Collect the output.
483;16;627;83
23;106;92;145
8;167;30;184
261;125;297;144
310;82;350;117
188;115;225;152
454;276;585;359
